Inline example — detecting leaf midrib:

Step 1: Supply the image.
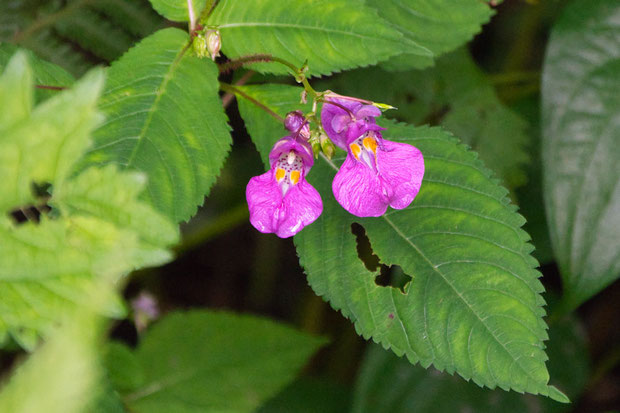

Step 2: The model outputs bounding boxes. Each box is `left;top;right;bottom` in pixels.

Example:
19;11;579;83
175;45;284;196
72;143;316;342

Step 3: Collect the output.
125;45;187;170
319;153;543;389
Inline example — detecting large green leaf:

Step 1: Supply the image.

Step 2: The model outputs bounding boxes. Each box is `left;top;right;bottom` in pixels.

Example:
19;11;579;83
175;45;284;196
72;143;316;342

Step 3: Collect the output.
541;0;620;308
256;378;351;413
206;0;431;77
107;310;327;413
351;313;588;413
80;28;231;223
236;84;565;401
367;0;497;70
0;52;178;350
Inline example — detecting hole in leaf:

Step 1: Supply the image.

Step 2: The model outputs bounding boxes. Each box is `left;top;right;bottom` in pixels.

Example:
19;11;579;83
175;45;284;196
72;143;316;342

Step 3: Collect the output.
351;223;412;293
8;183;52;224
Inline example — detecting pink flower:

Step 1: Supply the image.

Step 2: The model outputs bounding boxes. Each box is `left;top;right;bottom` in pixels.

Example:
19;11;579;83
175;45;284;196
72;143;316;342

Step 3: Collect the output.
322;97;424;217
246;135;322;238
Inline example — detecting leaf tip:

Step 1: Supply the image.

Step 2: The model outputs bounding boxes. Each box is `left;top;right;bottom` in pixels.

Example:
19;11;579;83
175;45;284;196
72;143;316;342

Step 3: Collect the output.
547;385;570;403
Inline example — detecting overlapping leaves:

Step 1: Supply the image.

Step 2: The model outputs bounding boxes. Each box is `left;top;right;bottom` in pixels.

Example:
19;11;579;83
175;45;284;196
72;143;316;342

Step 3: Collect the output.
0;51;177;350
367;0;498;70
541;0;620;308
78;28;231;223
206;0;431;77
236;83;565;400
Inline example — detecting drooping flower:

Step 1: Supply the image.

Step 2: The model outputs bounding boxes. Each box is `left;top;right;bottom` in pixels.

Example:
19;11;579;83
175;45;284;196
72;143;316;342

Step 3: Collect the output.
321;97;424;217
246;135;322;238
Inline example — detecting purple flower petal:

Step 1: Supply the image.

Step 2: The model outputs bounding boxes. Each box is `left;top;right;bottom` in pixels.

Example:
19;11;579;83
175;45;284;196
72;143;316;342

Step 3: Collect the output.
321;97;382;150
332;137;424;217
246;169;322;238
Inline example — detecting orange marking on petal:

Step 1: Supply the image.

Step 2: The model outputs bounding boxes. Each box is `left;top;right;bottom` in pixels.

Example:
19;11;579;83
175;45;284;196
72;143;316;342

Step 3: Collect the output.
275;168;286;182
350;143;361;160
363;137;377;154
290;170;301;185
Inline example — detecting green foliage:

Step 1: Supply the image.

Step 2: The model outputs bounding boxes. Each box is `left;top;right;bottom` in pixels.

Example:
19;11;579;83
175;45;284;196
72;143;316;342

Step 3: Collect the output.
105;310;327;413
236;83;565;401
256;378;351;413
0;43;74;103
541;0;620;308
0;309;103;413
79;28;232;223
351;313;587;413
367;0;498;70
148;0;204;22
318;49;531;189
206;0;431;77
1;0;162;76
0;52;178;350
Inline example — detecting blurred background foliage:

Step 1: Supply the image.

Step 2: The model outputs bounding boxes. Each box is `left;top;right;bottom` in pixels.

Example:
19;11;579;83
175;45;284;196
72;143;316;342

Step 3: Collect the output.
0;0;618;412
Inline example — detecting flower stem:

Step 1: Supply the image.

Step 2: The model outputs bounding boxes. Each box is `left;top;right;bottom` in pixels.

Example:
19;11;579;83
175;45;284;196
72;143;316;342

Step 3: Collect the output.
219;82;283;123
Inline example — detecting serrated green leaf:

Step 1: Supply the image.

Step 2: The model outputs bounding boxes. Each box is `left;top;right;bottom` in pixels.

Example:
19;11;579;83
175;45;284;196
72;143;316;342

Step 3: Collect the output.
367;0;497;70
351;312;586;412
148;0;203;22
236;84;563;400
0;56;103;213
79;28;231;223
52;165;179;268
104;342;145;392
206;0;431;77
541;0;620;308
114;310;327;413
317;49;531;189
0;54;177;350
0;43;75;103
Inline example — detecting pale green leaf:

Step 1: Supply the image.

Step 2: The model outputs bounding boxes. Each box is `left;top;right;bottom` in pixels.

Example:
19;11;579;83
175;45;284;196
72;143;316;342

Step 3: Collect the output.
0;51;32;128
0;310;101;413
541;0;620;308
351;313;587;412
206;0;431;77
52;165;179;268
0;43;75;103
114;310;327;413
79;28;232;223
0;60;104;213
148;0;203;22
367;0;497;70
236;84;565;400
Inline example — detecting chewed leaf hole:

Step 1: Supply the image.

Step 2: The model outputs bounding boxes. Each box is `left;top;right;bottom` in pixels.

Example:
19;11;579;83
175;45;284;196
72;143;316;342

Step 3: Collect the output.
351;223;412;293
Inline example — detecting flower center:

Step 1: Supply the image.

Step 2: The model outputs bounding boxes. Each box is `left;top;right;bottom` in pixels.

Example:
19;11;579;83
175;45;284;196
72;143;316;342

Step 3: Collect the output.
274;150;303;196
349;131;378;171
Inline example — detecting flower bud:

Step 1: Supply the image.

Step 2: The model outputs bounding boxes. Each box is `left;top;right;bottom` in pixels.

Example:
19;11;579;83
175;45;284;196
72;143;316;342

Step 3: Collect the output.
191;34;208;58
205;29;221;61
320;133;335;159
309;132;321;158
284;110;310;140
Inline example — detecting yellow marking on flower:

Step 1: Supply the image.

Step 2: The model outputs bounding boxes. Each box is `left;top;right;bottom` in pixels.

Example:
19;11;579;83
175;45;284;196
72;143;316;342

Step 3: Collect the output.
350;143;362;160
290;170;301;185
275;168;286;182
363;137;377;154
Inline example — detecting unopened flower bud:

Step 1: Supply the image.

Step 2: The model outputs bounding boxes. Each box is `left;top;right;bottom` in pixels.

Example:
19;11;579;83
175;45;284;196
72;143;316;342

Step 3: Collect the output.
205;29;221;61
284;110;310;139
192;34;208;58
309;132;321;158
320;133;335;159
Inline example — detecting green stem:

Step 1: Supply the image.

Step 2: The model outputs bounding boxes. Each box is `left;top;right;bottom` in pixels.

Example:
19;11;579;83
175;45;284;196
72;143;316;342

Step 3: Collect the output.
174;203;249;255
220;82;284;122
198;0;220;23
